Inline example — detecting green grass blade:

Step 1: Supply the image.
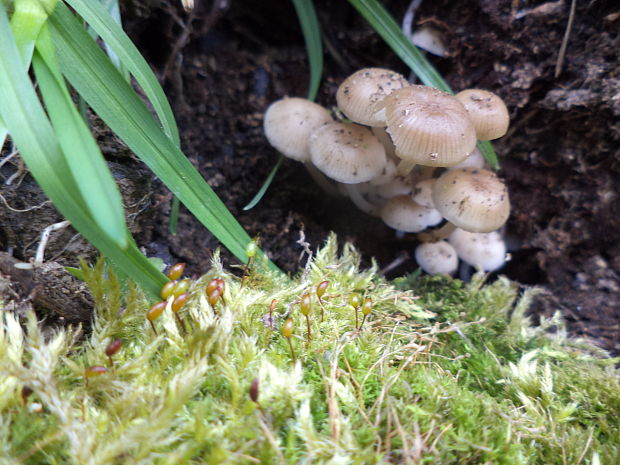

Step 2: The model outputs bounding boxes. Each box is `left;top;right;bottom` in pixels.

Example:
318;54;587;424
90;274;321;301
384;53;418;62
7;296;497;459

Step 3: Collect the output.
64;0;179;146
291;0;323;101
34;26;127;247
347;0;499;168
9;0;57;63
48;3;277;270
243;154;283;211
0;4;166;297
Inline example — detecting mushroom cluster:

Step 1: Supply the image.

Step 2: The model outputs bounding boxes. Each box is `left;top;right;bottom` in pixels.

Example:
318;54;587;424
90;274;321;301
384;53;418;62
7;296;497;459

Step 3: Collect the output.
263;67;512;276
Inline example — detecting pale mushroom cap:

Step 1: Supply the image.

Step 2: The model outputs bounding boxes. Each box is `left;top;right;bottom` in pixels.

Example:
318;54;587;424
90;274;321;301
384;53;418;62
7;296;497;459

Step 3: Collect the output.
336;68;409;126
369;158;398;186
455;89;509;141
309;122;387;184
374;176;415;199
448;147;486;171
382;85;477;167
448;229;507;271
381;195;442;233
415;241;458;275
412;178;436;209
432;168;510;233
263;97;333;162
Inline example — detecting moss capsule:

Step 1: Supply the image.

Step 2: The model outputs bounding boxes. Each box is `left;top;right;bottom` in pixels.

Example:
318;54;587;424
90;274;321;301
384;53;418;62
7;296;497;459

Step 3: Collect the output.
105;339;122;357
206;278;219;296
105;339;122;367
171;293;189;335
160;280;178;300
249;377;260;404
147;301;166;335
360;298;373;330
85;365;108;378
166;262;186;280
282;318;294;339
349;293;362;308
300;293;311;316
282;318;296;363
171;292;190;313
316;280;329;321
173;278;191;297
246;239;258;259
208;288;222;308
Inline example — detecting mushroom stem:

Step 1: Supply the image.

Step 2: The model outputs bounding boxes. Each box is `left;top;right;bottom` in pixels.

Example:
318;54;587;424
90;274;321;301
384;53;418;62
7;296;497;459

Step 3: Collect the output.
304;163;342;197
417;222;457;243
396;159;416;177
415;165;436;181
344;184;381;217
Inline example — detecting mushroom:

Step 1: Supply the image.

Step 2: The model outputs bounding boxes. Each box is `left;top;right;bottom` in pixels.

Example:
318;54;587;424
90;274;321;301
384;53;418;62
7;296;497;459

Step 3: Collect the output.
309;122;387;215
448;228;507;271
381;195;442;233
414;241;459;275
455;89;510;141
309;122;386;184
379;85;477;174
336;68;409;127
418;168;510;242
263;97;333;162
432;167;510;232
263;97;340;195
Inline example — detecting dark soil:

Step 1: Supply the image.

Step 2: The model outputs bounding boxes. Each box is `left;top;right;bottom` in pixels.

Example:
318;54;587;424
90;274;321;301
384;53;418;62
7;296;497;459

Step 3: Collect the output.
1;1;618;352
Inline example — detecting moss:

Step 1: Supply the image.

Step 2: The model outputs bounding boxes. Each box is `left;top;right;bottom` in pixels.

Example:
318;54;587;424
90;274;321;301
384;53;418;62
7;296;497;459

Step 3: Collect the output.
1;235;618;464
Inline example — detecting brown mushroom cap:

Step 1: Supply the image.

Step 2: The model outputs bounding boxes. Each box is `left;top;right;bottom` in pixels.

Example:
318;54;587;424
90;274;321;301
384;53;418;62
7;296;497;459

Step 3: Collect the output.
455;89;509;141
381;195;442;233
309;122;386;184
263;97;333;162
336;68;409;127
381;85;477;167
432;168;510;233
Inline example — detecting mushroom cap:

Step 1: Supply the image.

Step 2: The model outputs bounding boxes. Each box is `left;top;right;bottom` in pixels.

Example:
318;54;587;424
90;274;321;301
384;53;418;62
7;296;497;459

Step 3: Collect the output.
381;195;442;232
309;122;386;184
448;228;506;271
381;85;477;167
336;68;409;126
448;147;486;171
432;168;510;233
415;241;458;275
455;89;509;141
263;97;333;162
369;158;398;187
412;178;436;209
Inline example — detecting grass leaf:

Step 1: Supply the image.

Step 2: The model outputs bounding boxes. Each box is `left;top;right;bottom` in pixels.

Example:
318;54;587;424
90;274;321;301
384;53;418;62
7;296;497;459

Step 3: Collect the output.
48;2;277;271
64;0;179;146
0;3;167;297
292;0;323;101
243;154;283;211
34;25;127;247
347;0;499;168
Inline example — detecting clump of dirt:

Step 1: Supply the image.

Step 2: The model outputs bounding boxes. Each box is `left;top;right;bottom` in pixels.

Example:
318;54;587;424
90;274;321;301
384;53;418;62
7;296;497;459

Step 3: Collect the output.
1;0;618;352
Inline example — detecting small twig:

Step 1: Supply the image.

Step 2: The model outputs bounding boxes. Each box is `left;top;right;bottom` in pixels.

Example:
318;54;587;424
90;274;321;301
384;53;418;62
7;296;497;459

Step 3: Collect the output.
35;221;71;266
555;0;577;78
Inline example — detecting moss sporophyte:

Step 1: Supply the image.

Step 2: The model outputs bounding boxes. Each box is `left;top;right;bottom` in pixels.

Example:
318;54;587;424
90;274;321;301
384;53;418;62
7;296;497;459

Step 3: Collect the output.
1;236;619;464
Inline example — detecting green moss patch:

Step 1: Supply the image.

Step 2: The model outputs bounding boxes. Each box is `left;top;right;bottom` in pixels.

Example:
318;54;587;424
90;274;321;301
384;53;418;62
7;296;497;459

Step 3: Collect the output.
1;236;618;464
